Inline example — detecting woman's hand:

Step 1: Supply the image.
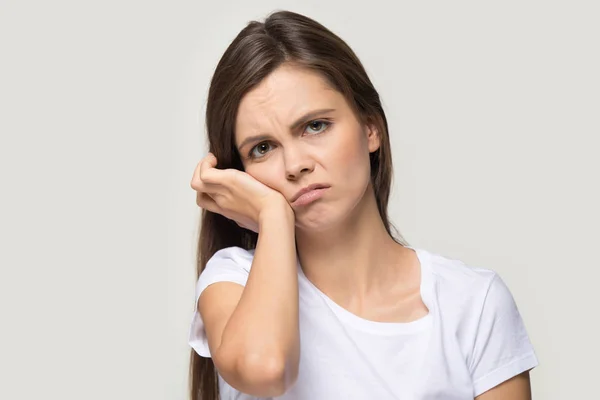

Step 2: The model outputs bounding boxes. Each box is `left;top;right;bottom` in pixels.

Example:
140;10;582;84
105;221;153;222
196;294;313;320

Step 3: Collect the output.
190;153;291;233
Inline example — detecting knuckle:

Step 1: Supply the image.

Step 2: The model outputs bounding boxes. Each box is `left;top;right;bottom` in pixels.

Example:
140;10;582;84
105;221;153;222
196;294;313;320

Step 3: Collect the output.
225;169;238;183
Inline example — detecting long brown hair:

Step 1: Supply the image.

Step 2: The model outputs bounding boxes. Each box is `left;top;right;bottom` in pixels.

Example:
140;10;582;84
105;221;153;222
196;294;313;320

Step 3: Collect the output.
189;10;408;400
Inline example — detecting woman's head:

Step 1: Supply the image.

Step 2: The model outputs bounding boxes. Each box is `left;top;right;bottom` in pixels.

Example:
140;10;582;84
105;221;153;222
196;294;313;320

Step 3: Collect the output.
206;10;394;234
235;64;381;231
192;10;406;400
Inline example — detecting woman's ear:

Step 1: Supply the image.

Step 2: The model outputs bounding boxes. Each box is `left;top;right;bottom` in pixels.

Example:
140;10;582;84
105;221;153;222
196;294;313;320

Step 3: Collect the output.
365;121;381;153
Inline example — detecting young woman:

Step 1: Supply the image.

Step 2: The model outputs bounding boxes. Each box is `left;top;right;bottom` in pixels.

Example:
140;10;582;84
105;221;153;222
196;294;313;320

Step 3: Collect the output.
188;10;538;400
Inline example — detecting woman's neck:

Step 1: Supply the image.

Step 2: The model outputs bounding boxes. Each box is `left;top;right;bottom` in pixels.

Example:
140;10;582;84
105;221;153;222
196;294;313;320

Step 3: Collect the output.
295;185;413;305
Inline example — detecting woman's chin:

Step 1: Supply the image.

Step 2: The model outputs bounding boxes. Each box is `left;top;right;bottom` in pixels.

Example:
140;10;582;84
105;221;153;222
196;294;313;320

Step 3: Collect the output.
293;209;344;233
292;194;363;233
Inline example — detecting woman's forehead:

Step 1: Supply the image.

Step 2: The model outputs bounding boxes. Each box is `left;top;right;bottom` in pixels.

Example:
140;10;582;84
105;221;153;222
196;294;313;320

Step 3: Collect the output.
235;66;343;131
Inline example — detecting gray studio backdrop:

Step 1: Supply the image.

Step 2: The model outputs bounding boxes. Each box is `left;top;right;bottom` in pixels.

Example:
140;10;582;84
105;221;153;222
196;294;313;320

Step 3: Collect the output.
1;1;598;399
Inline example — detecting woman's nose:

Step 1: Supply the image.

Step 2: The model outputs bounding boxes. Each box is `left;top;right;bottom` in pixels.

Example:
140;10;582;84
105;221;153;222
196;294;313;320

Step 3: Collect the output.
284;148;315;180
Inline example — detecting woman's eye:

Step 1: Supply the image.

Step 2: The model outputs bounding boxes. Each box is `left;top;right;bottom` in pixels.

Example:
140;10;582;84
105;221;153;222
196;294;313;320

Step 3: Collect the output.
249;142;272;159
305;120;330;134
247;121;330;159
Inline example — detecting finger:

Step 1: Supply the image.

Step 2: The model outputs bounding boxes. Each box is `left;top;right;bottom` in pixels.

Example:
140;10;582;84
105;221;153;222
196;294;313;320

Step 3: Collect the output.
197;154;222;185
193;181;221;196
206;152;218;167
190;154;219;190
200;153;218;176
191;169;221;193
190;160;204;190
200;165;235;186
196;191;222;214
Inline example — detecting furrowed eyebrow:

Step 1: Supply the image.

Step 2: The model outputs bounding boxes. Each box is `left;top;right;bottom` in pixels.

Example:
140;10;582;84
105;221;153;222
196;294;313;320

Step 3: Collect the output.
237;134;271;153
289;108;336;131
237;108;336;152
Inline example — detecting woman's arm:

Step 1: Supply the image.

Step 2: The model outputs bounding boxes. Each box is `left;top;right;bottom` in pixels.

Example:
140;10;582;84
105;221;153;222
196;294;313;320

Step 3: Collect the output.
475;371;532;400
199;203;299;397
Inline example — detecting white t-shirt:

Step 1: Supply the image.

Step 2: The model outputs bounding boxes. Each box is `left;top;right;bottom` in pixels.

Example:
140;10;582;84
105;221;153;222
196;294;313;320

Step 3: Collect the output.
188;246;538;400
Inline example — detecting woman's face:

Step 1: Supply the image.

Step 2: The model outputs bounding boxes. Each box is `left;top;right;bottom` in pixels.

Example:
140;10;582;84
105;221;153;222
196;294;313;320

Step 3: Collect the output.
234;64;380;231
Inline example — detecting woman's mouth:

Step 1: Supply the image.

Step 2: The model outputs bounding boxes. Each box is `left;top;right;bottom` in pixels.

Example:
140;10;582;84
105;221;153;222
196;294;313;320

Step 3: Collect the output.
291;184;330;207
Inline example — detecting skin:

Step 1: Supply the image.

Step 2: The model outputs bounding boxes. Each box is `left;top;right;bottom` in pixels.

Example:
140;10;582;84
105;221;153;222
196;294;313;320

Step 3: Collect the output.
476;371;532;399
191;63;532;398
234;64;426;321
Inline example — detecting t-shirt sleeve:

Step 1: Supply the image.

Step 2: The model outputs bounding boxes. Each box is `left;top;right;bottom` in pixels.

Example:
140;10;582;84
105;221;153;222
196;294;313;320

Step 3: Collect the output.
188;246;254;358
469;273;539;396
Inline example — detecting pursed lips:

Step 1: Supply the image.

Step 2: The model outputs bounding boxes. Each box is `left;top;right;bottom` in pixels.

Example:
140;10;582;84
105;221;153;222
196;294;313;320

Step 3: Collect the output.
290;184;330;207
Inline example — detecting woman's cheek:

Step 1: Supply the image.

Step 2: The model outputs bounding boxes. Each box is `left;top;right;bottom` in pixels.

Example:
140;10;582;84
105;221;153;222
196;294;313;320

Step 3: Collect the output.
334;137;366;176
247;162;285;193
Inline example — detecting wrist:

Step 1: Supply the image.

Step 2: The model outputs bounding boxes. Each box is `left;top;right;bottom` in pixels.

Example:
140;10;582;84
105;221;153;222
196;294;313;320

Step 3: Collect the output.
258;198;294;227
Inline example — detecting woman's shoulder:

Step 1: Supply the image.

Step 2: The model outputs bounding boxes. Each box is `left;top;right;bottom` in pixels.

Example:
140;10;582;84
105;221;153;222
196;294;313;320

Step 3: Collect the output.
419;247;498;292
418;247;529;344
195;246;256;297
414;248;537;395
417;247;517;317
207;246;255;269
